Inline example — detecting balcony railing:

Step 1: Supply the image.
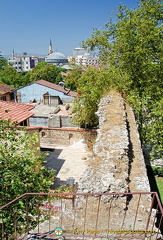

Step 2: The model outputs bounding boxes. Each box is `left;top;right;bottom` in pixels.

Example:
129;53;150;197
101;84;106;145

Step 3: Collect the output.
0;192;163;240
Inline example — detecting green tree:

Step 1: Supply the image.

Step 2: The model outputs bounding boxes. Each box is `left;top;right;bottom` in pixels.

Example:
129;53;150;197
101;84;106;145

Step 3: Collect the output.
24;62;64;85
0;119;54;237
65;66;83;91
79;0;163;157
0;65;23;87
0;54;8;71
72;68;114;127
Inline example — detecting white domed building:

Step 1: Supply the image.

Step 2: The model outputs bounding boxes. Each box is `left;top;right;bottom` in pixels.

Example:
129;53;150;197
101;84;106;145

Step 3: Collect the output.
45;40;68;66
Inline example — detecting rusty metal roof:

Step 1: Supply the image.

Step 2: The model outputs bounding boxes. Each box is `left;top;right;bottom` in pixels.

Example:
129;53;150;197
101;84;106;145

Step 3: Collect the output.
0;84;14;95
35;80;77;97
0;100;35;123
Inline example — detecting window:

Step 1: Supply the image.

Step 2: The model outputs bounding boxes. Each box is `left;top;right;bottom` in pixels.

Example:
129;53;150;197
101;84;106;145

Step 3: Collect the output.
41;131;46;137
10;93;14;100
0;96;6;101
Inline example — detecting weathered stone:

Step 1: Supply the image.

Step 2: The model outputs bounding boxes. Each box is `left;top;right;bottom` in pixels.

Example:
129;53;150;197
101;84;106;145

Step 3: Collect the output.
77;91;153;230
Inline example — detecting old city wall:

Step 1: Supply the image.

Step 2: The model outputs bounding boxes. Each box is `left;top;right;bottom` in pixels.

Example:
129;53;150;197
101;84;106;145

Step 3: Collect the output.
77;91;154;230
78;91;150;194
36;91;158;234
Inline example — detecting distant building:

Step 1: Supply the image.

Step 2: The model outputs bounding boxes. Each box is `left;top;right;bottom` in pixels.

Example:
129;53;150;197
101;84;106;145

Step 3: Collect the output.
72;47;100;67
45;40;68;66
8;51;35;72
32;56;45;65
73;47;88;58
75;55;99;67
45;52;68;66
0;83;15;101
13;79;77;104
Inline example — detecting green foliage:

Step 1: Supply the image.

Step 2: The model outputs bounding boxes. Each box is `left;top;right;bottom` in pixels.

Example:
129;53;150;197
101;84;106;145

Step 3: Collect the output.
0;65;23;87
72;68;113;127
0;55;8;70
0;119;54;202
80;0;163;158
65;66;83;91
24;62;64;85
0;119;55;237
0;60;65;87
155;177;163;203
152;166;163;177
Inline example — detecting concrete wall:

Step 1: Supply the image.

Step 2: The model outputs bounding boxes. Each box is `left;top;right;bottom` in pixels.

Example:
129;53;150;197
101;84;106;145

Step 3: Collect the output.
29;116;48;127
61;116;75;128
49;115;61;128
29;115;76;128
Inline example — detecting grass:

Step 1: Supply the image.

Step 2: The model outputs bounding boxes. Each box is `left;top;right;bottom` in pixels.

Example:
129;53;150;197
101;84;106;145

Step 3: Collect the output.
155;177;163;204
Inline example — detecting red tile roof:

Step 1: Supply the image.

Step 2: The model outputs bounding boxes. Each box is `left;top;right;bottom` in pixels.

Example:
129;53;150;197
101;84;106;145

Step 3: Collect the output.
0;101;35;123
0;84;14;95
35;80;77;97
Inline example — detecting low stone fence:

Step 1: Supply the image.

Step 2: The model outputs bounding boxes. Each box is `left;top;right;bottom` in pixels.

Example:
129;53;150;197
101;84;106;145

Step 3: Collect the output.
39;127;97;147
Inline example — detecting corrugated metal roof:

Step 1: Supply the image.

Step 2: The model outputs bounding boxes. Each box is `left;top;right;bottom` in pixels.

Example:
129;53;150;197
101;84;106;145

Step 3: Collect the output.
35;80;77;97
0;101;35;123
0;84;14;95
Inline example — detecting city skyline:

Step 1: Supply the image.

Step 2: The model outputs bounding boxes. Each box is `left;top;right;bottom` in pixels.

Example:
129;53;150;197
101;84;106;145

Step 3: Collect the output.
1;0;139;57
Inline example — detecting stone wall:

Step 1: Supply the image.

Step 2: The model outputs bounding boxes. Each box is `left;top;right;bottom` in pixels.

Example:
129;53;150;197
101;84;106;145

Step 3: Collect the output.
40;127;97;147
78;91;150;194
77;91;154;230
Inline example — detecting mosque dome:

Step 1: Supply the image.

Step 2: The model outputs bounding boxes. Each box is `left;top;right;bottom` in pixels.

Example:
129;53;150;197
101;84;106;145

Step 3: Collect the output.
45;51;68;66
46;52;67;60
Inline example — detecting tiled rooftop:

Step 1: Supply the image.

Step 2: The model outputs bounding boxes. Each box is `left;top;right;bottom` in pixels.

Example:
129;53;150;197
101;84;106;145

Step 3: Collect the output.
35;80;77;97
0;100;35;123
0;84;14;95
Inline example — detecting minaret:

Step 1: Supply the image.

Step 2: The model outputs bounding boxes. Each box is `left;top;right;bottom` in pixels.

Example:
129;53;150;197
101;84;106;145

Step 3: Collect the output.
12;49;15;59
48;39;53;55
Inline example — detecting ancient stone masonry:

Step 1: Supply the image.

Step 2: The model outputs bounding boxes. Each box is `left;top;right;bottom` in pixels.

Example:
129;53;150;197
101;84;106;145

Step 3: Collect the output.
77;91;154;230
78;91;150;194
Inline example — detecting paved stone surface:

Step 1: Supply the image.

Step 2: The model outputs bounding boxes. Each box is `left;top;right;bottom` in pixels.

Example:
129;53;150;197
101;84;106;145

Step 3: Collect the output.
42;140;88;188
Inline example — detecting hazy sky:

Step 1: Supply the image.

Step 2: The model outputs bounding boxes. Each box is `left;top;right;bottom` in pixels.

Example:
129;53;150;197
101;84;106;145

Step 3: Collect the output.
0;0;139;57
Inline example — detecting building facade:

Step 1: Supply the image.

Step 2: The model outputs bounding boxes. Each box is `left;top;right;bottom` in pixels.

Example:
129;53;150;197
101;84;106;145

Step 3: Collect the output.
75;55;99;67
8;52;35;72
13;79;77;104
72;47;100;67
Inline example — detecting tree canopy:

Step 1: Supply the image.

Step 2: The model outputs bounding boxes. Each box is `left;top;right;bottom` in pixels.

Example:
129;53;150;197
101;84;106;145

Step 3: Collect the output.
0;65;23;87
73;0;163;158
0;60;65;88
65;66;83;91
0;119;54;203
0;54;8;71
23;62;65;86
0;119;55;237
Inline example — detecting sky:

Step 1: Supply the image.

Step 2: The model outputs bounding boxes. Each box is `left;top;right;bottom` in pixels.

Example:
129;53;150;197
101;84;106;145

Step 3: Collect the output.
0;0;139;57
